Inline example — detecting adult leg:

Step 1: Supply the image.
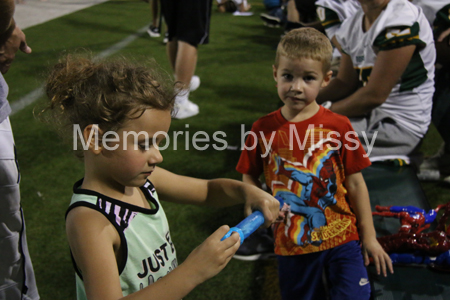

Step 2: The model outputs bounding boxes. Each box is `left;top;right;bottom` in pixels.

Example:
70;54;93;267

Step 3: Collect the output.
147;0;161;37
421;66;450;178
150;0;159;28
166;38;178;73
350;108;421;159
173;41;197;89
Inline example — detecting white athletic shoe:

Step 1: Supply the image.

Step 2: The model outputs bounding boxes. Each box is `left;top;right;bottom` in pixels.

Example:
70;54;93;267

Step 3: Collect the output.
185;99;199;111
421;143;450;173
189;75;201;92
147;25;161;38
173;100;199;119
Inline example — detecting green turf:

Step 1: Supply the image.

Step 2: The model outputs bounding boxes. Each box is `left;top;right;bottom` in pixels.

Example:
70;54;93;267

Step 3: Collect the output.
5;1;449;299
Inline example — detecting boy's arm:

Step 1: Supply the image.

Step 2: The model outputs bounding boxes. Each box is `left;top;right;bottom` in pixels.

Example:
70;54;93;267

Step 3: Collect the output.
242;173;262;189
151;167;279;227
345;172;394;277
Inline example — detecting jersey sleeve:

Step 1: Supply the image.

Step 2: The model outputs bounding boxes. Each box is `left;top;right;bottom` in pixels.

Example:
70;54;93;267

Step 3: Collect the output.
317;5;342;30
236;126;264;177
433;4;450;38
373;22;426;51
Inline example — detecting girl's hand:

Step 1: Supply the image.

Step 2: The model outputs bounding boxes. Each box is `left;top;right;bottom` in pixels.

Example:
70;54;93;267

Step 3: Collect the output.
362;237;394;277
242;185;280;227
181;225;241;285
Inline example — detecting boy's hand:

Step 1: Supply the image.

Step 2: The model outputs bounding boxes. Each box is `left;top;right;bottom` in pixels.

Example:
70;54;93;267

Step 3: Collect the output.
362;237;394;277
181;225;240;285
242;185;280;227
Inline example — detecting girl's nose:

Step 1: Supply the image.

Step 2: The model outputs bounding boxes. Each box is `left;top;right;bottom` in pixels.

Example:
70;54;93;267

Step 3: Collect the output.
149;147;163;165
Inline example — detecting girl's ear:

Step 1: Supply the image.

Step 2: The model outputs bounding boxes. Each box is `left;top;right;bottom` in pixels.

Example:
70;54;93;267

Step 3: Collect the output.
83;124;103;154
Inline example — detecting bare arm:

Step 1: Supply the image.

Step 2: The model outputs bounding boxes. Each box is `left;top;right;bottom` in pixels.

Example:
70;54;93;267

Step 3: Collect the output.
0;0;31;74
67;206;241;300
436;28;450;66
151;167;279;226
345;172;393;277
242;173;262;189
317;51;359;104
0;26;32;74
318;45;416;117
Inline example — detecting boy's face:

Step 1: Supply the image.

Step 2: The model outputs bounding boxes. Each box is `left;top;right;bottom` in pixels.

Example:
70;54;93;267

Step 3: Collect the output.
273;55;332;115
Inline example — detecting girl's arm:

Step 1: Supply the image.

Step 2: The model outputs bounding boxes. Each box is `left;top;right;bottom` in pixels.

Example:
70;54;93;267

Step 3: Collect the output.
66;207;129;300
345;172;394;277
318;45;416;117
67;206;241;300
151;167;279;227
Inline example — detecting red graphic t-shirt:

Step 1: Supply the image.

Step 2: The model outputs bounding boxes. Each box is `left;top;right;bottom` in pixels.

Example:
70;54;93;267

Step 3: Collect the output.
236;107;371;255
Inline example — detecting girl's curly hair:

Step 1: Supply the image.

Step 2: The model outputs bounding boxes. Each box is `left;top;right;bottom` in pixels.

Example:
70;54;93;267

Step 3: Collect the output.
39;52;175;158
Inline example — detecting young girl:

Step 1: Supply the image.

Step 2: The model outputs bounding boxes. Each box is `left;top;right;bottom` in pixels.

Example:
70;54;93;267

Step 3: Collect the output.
40;54;279;300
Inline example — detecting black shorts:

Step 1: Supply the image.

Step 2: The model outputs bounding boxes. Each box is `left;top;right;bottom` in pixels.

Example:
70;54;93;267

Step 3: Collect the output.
161;0;212;47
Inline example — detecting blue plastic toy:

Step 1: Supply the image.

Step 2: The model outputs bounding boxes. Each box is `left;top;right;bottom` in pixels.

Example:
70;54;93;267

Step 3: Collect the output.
390;251;450;267
222;197;284;244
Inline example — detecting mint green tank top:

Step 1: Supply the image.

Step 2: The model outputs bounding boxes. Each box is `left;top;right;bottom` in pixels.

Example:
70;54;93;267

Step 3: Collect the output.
66;179;178;299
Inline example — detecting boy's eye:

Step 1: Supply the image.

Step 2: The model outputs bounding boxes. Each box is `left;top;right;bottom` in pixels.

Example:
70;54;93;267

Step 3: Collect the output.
305;75;316;81
282;74;293;80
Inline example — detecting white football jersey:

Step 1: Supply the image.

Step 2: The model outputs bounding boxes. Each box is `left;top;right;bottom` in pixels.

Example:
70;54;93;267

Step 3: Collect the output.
316;0;360;39
412;0;450;36
336;0;436;138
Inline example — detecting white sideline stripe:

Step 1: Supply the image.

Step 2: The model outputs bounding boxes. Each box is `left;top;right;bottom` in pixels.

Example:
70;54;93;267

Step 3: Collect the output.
10;24;149;116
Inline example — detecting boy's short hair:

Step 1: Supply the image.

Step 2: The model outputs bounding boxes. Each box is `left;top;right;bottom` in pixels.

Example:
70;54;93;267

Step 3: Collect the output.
275;28;333;74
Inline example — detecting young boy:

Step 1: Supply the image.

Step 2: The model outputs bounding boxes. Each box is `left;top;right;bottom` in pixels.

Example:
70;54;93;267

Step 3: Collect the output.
236;28;393;299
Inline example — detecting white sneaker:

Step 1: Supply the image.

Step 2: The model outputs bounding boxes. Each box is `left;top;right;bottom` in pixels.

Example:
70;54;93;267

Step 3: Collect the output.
186;99;199;111
147;25;161;38
420;143;450;174
173;101;199;119
189;75;201;92
443;174;450;185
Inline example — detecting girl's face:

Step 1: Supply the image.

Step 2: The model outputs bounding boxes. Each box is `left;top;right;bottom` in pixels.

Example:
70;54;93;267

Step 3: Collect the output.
273;55;331;115
99;109;171;189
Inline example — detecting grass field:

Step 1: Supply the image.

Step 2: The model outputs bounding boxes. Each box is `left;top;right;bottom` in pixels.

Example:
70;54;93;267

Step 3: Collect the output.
5;1;449;299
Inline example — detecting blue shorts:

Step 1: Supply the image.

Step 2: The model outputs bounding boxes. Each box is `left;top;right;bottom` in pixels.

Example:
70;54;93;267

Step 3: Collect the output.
277;241;370;300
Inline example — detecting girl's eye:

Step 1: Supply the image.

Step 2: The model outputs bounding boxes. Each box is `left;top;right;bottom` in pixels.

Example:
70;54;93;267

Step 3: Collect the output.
138;143;151;150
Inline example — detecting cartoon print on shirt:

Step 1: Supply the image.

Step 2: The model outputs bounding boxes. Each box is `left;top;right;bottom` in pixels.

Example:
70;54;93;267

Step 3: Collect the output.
273;150;338;246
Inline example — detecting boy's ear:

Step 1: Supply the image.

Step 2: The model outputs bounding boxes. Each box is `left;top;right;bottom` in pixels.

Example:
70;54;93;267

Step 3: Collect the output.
272;65;278;82
83;124;103;154
321;70;333;88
